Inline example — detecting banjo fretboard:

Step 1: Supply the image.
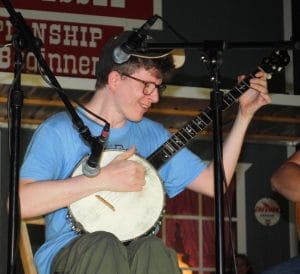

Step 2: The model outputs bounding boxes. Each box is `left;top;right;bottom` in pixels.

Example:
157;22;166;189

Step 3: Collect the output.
146;50;290;170
146;74;253;170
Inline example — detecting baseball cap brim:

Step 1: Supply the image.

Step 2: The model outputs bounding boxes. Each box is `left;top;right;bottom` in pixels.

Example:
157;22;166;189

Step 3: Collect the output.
100;31;185;69
131;48;185;69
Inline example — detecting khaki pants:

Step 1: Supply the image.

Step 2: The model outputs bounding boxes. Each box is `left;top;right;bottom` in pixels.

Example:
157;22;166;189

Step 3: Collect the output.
51;231;182;274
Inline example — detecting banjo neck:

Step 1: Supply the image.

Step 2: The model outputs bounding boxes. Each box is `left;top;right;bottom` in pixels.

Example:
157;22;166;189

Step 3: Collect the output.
146;49;290;170
146;73;253;170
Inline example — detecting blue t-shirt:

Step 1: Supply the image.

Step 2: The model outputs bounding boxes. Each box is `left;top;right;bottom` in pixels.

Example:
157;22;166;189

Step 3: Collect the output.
20;108;206;274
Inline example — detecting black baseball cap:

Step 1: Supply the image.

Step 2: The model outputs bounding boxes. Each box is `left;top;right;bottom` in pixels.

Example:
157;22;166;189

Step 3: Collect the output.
96;31;185;76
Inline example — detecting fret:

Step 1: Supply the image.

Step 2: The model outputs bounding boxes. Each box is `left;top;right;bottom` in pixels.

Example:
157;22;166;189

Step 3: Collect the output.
194;116;208;129
164;142;176;154
205;107;213;118
189;119;200;132
223;96;232;107
168;139;181;150
173;134;185;146
183;124;197;137
179;129;192;141
161;148;172;159
203;106;212;113
236;81;250;93
191;119;202;131
227;91;237;101
230;87;244;99
235;85;245;95
202;111;212;122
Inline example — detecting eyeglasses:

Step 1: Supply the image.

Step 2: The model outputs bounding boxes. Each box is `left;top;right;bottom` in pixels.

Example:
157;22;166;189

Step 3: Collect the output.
121;73;167;95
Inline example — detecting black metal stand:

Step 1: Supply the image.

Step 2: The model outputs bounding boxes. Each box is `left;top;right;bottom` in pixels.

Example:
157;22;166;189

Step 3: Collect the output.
7;32;24;274
204;43;226;274
1;1;104;273
147;40;296;274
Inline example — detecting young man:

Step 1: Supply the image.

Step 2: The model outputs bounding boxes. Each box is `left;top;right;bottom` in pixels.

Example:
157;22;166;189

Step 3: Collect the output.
19;31;270;274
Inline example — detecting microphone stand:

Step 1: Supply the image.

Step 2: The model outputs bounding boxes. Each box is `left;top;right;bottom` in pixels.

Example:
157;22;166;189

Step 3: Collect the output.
203;41;226;273
146;39;297;274
6;31;24;274
1;1;103;273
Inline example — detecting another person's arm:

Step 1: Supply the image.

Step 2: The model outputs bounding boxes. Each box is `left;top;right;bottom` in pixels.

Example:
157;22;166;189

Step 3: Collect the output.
271;150;300;202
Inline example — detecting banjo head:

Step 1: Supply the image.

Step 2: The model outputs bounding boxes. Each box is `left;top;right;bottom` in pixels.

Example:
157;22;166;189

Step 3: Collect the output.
68;149;165;242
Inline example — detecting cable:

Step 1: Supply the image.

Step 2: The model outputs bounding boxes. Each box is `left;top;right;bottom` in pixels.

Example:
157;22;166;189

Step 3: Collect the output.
7;48;28;156
217;143;238;274
155;15;190;43
38;64;109;125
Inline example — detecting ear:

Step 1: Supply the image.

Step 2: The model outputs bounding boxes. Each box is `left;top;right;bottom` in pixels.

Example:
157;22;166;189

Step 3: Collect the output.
107;71;122;91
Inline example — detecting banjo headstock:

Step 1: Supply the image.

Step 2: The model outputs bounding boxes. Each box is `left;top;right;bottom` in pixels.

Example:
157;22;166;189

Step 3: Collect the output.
259;50;290;78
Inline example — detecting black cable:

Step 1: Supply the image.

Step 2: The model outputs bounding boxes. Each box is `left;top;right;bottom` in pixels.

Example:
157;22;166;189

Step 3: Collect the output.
155;15;190;43
219;152;238;274
38;65;109;125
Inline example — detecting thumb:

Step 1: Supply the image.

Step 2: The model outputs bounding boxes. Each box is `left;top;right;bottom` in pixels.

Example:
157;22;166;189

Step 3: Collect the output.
113;146;136;161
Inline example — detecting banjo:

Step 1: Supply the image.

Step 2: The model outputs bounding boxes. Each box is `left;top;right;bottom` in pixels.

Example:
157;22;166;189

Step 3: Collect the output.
68;50;289;242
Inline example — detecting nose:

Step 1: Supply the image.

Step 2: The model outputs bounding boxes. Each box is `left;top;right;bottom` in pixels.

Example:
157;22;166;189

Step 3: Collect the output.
148;88;160;103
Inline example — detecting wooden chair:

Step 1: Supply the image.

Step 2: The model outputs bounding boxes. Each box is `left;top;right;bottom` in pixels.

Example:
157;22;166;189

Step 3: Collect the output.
19;217;45;274
296;202;300;240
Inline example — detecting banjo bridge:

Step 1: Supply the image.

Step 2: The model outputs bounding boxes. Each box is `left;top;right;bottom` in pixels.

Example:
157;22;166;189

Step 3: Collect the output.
95;194;116;211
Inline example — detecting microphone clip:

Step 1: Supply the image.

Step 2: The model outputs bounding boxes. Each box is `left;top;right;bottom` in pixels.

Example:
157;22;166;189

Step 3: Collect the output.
82;123;110;177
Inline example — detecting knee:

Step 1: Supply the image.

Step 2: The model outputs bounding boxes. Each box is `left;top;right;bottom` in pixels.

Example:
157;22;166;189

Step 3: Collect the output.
82;231;126;254
90;231;121;245
136;236;165;251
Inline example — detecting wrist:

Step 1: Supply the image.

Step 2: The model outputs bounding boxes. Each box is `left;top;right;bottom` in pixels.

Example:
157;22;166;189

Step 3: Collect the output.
237;107;254;124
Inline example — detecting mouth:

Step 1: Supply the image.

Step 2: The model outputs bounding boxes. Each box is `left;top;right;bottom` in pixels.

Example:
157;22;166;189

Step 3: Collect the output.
140;103;151;110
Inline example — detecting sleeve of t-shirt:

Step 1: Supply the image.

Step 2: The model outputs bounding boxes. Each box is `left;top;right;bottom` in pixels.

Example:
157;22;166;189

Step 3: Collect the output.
20;122;65;181
139;119;207;198
159;147;207;198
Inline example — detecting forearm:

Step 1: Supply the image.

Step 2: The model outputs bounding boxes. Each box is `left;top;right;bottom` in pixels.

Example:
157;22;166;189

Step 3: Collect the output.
19;148;145;218
221;110;251;186
19;175;102;218
188;110;251;197
271;162;300;202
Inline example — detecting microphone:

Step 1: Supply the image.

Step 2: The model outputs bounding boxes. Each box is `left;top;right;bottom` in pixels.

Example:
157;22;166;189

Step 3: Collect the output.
82;123;110;177
113;15;159;64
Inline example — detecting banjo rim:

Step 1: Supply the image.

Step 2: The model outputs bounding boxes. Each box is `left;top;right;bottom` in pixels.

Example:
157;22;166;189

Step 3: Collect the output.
68;149;166;242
